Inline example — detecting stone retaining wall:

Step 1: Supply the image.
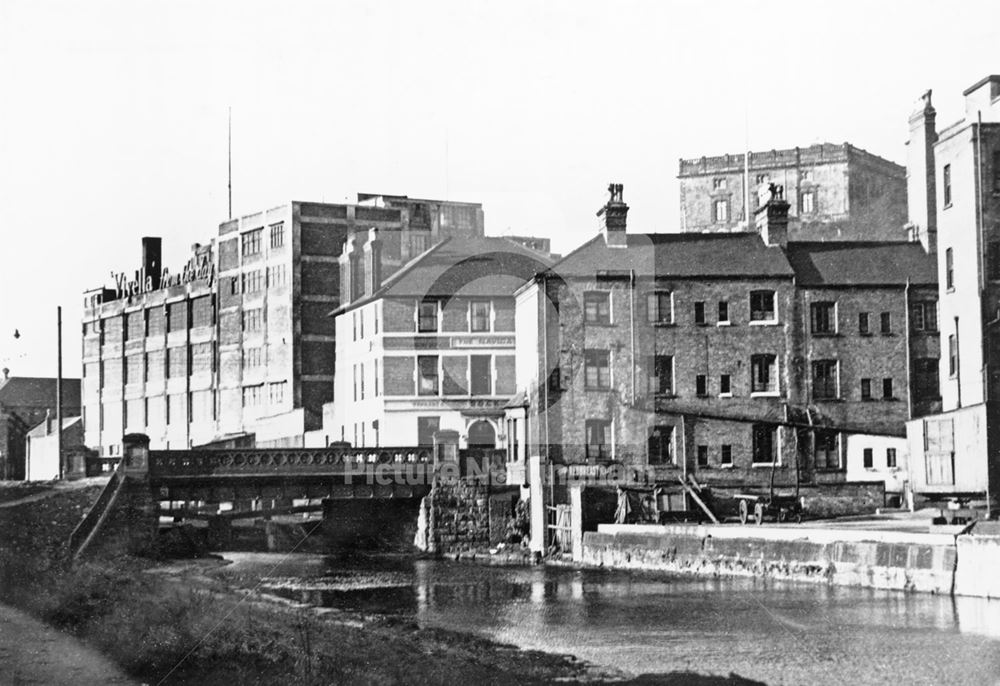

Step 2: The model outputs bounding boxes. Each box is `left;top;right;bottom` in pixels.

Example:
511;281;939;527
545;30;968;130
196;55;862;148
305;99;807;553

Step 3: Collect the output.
582;524;956;594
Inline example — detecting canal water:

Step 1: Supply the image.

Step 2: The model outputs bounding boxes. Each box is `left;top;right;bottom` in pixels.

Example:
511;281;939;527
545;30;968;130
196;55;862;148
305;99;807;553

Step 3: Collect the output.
220;553;1000;685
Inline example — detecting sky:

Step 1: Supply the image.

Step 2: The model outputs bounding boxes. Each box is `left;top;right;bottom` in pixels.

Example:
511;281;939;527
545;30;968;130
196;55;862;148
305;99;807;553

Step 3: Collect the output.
0;0;997;378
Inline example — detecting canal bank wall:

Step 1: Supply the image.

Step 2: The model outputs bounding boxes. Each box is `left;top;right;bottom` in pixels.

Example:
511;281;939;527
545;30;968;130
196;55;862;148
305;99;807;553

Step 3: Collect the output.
580;524;995;596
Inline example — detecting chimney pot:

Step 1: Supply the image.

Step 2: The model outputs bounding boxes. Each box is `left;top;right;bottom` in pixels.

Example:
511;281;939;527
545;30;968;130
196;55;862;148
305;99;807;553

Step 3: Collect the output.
598;182;629;247
754;183;790;247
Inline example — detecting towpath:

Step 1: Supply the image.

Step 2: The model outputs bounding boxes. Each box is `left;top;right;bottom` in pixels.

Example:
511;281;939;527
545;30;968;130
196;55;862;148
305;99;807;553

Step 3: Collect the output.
0;603;135;685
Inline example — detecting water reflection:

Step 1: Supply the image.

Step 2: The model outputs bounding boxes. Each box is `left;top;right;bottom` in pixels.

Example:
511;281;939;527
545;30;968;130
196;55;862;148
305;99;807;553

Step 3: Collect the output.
221;553;1000;684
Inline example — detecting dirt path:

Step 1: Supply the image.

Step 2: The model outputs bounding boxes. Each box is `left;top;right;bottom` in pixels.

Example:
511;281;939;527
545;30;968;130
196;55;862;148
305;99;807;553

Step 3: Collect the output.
0;477;108;509
0;603;135;685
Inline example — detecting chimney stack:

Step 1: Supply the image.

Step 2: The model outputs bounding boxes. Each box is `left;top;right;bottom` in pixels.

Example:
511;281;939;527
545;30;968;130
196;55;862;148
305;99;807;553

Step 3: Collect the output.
141;237;163;289
363;228;383;295
905;89;938;254
598;183;629;247
755;183;790;247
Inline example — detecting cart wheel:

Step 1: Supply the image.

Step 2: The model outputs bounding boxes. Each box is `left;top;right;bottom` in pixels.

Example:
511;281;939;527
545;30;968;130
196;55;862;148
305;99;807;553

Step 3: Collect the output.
754;502;764;526
739;499;749;525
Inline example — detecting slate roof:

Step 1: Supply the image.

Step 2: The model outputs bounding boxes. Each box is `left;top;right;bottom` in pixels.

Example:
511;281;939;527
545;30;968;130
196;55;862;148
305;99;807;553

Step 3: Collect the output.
335;237;554;314
26;415;82;439
548;232;795;280
0;377;81;410
784;241;938;287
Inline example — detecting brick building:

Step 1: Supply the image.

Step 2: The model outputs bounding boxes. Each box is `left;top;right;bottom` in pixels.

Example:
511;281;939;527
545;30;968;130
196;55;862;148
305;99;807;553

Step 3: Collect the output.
82;194;484;454
905;76;1000;509
328;235;553;449
0;374;81;479
678;143;907;241
511;184;937;495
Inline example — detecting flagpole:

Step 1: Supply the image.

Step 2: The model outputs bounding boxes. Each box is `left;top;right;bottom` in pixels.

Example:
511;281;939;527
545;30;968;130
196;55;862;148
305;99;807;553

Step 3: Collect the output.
57;306;63;479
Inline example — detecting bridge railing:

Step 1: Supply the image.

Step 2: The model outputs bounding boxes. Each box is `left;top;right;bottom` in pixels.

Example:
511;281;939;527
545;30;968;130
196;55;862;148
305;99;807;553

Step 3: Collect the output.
149;445;435;477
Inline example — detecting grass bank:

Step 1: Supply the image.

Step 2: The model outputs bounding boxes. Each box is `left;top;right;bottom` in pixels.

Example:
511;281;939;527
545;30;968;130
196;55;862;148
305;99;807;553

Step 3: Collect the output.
0;482;590;684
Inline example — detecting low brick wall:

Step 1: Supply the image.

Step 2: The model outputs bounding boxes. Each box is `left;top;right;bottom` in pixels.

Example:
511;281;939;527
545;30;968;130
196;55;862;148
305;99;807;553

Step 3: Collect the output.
421;481;521;555
582;524;956;594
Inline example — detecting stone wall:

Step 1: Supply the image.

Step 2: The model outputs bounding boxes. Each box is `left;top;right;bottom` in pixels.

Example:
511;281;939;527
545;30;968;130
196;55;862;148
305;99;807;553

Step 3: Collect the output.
418;480;520;555
582;523;956;594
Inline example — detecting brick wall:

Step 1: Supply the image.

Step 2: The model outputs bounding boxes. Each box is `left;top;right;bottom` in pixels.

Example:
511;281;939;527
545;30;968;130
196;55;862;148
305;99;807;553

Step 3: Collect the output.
384;356;415;395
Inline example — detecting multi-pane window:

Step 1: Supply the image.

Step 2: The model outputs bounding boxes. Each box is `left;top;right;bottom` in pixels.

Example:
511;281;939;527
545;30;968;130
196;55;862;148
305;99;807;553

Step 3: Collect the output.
470;301;492;332
242;347;262;369
913;358;940;400
695;374;708;397
859;312;870;335
882;378;894;399
720;374;731;395
720;444;733;466
470;355;492;396
749;290;776;322
697;445;709;467
752;423;778;464
242;269;263;293
267;265;287;288
810;302;836;334
910;302;937;332
584;291;611;325
242;384;263;407
145;351;164;382
943;164;952;206
648;425;673;464
374;359;380;397
649;355;673;395
146;308;166;337
815;430;839;470
125;312;144;341
812;360;838;399
417;416;440;446
269;222;285;249
269;381;286;405
241;228;263;257
167;347;188;378
125;355;143;386
418;355;439;395
192;296;214;328
191;342;215;375
585;419;611;461
801;190;815;214
887;448;898;469
880;312;892;334
946;248;954;289
863;448;874;469
718;301;729;324
949;334;958;376
713;178;727;190
713;199;729;223
585;350;611;389
242;308;263;333
167;302;188;332
861;378;872;400
647;292;673;324
750;354;777;393
694;301;706;325
418;301;438;332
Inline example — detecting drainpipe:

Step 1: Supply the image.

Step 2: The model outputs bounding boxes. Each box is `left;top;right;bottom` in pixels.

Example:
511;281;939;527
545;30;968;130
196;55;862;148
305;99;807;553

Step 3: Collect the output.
976;111;988;398
955;316;962;409
904;280;913;421
630;270;636;406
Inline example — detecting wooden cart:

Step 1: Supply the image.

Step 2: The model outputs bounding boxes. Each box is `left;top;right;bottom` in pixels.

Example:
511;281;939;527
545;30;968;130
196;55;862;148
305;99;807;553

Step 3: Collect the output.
734;493;803;525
